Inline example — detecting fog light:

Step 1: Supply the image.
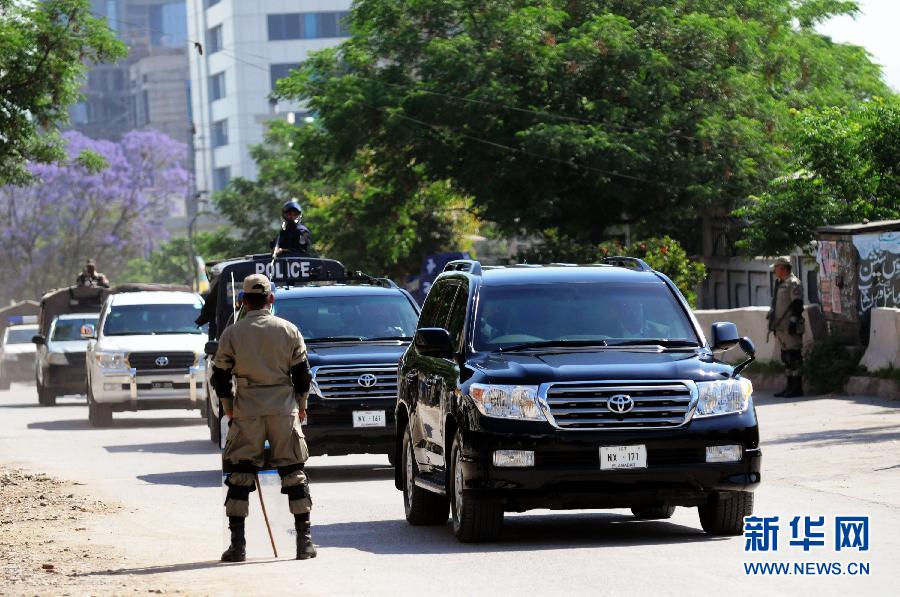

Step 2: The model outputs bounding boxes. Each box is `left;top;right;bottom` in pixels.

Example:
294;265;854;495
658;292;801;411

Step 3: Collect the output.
103;383;119;391
706;445;742;463
492;450;534;468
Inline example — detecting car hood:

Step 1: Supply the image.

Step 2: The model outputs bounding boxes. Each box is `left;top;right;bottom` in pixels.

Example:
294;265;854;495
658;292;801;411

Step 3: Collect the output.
308;341;409;368
2;344;36;355
96;334;206;353
468;348;732;384
47;340;90;353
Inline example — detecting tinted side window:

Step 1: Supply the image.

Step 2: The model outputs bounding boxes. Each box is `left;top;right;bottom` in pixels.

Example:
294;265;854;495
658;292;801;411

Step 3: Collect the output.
417;281;458;329
445;282;469;352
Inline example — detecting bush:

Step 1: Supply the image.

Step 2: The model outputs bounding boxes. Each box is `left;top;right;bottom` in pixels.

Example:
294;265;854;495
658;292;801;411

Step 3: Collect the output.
520;233;707;307
803;335;861;394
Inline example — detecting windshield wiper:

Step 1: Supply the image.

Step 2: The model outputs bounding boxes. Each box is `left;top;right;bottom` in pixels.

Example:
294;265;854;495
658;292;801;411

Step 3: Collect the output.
306;336;365;343
606;339;699;348
365;336;412;341
496;339;608;352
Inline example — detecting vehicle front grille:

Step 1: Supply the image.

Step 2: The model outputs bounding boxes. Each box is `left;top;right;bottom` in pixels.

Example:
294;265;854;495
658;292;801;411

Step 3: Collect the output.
127;351;196;371
543;381;694;430
313;365;398;400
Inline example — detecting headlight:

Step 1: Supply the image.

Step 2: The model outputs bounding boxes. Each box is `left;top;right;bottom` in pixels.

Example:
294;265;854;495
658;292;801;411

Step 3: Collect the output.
95;351;126;369
469;384;545;421
47;352;69;365
694;378;752;417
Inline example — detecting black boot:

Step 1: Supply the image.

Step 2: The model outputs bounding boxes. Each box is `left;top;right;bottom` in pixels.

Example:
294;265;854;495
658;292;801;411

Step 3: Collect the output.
782;376;804;398
221;516;246;562
773;377;791;398
295;514;317;560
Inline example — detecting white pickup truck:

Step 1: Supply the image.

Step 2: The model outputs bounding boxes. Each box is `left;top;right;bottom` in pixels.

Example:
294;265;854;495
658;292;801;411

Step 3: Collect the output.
85;291;206;426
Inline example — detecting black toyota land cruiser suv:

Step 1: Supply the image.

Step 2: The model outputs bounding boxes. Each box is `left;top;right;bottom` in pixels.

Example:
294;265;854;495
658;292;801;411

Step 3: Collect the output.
394;258;760;542
203;255;420;461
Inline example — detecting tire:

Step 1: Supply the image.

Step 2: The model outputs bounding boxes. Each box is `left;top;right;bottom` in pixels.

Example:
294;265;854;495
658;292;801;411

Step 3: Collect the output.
450;433;503;543
37;381;56;406
87;384;112;427
698;491;754;536
209;395;222;445
401;428;448;525
387;449;396;467
631;505;676;520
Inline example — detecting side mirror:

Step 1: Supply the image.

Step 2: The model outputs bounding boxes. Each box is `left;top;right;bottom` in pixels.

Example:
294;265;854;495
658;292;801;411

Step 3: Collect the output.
80;324;96;339
732;337;757;377
414;328;453;359
710;322;740;351
204;341;219;356
32;334;46;345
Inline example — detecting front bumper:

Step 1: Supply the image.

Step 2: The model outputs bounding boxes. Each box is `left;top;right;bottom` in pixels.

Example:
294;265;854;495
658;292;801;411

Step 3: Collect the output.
1;358;34;381
45;363;88;394
92;366;205;409
304;394;395;456
459;408;761;511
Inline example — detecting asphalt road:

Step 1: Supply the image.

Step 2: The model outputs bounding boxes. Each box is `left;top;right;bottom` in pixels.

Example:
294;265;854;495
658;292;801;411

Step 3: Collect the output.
1;382;898;596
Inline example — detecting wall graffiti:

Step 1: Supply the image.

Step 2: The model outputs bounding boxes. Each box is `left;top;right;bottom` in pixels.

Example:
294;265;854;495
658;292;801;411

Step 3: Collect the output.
853;232;900;313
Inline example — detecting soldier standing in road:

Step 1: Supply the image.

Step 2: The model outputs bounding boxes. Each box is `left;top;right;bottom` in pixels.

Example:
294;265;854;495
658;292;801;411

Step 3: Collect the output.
210;274;316;562
75;259;110;288
768;256;805;398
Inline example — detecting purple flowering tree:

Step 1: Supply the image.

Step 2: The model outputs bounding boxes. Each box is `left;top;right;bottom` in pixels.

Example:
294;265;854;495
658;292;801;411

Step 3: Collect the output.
0;130;187;303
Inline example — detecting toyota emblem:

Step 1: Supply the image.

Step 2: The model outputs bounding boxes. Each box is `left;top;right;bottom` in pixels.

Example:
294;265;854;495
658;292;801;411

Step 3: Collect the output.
358;373;378;388
155;356;169;367
607;394;634;414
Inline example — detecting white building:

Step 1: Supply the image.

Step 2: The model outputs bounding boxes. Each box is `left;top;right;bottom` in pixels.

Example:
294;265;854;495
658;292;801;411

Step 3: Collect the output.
187;0;351;195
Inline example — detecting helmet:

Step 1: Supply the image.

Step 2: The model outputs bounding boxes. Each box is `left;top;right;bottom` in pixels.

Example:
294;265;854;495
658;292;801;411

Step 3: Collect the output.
282;200;302;217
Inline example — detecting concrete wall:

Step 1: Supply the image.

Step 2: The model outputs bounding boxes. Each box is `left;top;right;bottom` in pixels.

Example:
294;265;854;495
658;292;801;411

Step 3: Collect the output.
859;307;900;371
693;305;824;363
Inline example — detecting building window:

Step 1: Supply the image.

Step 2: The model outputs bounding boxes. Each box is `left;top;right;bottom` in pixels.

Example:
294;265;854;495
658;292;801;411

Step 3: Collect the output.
211;119;228;148
210;71;226;101
207;24;223;54
270;63;300;92
267;12;351;41
140;89;150;126
213;166;231;191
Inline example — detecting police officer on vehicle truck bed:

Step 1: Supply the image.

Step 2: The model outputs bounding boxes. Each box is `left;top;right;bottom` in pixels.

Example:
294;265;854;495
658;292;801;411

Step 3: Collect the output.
211;274;316;562
767;256;805;398
271;200;313;256
76;259;110;288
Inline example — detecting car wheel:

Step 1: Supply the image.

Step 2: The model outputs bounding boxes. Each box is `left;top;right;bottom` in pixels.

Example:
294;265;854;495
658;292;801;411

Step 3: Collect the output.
401;428;448;525
698;491;753;536
86;384;112;427
37;379;56;406
387;448;396;467
209;395;222;445
631;505;676;520
450;433;503;543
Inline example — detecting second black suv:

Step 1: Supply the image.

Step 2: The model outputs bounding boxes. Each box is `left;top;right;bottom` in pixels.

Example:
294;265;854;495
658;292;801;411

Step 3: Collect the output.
395;258;761;542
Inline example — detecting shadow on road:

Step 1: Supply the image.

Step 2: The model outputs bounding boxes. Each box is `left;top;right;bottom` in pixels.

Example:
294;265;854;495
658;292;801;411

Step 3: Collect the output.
765;423;900;447
27;417;202;431
77;558;280;577
106;439;218;456
138;469;221;488
306;463;394;483
312;512;719;554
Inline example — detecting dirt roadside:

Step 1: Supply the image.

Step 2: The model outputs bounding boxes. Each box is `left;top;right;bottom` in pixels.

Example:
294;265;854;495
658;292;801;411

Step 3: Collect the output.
0;465;180;596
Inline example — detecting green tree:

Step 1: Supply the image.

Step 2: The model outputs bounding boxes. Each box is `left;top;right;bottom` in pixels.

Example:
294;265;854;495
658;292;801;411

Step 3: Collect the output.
275;0;887;249
736;99;900;256
120;230;236;285
521;233;706;306
0;0;126;184
214;120;478;279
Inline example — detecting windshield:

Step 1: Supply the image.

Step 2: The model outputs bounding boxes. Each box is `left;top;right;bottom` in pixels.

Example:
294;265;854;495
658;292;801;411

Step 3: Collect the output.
51;317;98;342
273;295;418;342
4;327;36;344
103;304;204;336
474;282;699;351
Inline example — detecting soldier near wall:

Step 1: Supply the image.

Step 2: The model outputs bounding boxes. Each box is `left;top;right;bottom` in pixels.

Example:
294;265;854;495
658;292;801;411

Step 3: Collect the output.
768;256;805;398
